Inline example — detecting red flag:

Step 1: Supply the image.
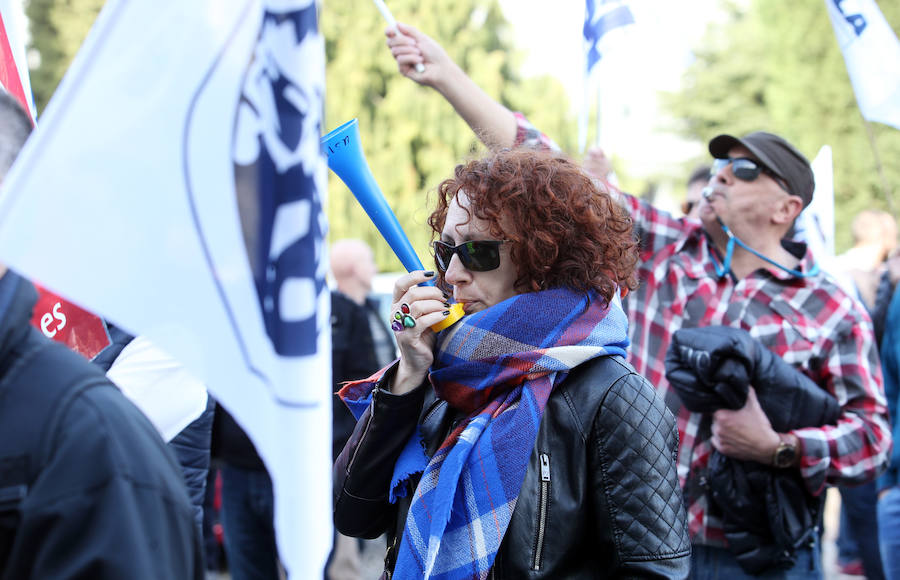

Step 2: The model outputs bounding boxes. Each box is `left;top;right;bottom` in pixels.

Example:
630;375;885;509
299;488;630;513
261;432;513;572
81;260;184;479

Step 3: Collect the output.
0;11;29;115
31;284;112;359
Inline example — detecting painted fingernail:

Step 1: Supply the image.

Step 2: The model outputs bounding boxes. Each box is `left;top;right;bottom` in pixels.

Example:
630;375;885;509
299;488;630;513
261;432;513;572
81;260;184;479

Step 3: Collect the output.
424;271;435;277
442;310;450;316
442;292;451;300
443;302;450;308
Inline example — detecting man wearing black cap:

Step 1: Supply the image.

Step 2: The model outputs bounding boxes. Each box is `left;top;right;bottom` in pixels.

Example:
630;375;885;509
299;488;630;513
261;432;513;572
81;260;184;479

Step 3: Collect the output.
563;126;888;578
383;32;890;578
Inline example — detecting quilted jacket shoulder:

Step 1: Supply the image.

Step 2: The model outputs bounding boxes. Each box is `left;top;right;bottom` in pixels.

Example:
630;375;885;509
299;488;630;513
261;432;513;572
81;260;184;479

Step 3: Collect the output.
420;356;691;579
492;355;690;579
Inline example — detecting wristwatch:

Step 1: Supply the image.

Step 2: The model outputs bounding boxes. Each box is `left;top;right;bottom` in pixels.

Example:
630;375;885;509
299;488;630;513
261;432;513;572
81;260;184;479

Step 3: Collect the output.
772;434;798;468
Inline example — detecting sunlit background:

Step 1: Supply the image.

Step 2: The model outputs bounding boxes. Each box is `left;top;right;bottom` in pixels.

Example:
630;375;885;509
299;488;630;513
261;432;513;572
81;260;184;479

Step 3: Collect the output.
16;0;900;271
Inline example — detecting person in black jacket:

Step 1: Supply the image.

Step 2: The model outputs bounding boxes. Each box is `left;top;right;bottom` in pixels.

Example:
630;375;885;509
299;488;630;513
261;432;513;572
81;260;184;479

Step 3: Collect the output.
93;324;215;534
334;149;690;579
328;239;396;580
211;406;280;580
330;238;396;460
0;91;203;578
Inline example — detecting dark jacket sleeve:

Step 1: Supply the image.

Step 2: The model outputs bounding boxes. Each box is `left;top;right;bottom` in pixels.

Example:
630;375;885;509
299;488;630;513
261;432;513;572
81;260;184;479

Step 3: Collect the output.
878;287;900;491
5;382;203;580
331;292;382;460
167;396;215;531
590;371;691;578
333;369;427;539
331;292;380;387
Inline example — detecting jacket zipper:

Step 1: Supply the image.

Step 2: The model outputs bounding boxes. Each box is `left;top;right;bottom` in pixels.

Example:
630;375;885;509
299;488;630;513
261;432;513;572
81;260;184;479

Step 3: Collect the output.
532;453;551;571
421;398;446;426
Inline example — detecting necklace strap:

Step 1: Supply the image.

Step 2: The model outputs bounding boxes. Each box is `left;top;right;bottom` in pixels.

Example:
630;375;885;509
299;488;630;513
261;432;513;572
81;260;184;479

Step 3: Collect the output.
711;219;820;279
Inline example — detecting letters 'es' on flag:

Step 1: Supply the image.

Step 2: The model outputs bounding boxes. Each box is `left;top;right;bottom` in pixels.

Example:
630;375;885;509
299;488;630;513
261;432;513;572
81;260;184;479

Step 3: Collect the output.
583;0;635;75
0;0;331;577
825;0;900;130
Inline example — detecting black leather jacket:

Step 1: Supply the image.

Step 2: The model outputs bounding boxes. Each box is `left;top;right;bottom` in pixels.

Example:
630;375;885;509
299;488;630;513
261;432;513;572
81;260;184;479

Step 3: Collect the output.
334;355;691;579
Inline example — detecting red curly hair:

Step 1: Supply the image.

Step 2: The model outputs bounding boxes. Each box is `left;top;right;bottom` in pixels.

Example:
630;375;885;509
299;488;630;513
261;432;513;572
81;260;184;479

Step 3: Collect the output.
428;148;638;305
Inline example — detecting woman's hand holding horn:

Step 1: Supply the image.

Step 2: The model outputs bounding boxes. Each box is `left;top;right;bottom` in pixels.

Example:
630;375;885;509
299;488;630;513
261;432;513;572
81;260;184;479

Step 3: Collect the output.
388;270;454;395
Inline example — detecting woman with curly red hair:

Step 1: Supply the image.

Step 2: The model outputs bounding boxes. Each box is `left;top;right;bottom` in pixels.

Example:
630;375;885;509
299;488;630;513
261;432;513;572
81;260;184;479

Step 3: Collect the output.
334;149;690;579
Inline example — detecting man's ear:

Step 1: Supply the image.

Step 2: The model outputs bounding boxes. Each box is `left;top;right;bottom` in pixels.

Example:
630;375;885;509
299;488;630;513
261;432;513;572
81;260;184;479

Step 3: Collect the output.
773;195;804;227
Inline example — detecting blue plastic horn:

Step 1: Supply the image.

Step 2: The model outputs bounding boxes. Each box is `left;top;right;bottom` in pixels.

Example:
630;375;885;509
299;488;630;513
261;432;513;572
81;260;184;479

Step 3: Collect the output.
321;118;428;276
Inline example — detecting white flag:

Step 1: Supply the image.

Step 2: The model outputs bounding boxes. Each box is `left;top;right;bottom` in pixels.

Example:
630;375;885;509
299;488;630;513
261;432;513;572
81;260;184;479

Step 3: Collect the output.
825;0;900;130
796;145;836;260
795;145;861;297
0;0;331;577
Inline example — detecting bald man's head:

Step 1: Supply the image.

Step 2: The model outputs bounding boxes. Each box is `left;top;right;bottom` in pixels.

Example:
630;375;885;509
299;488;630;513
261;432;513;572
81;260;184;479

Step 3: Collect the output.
851;210;898;258
330;239;377;303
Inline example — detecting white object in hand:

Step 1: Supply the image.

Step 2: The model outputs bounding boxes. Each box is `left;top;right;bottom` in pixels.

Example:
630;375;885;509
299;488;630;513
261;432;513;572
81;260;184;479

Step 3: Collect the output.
372;0;425;73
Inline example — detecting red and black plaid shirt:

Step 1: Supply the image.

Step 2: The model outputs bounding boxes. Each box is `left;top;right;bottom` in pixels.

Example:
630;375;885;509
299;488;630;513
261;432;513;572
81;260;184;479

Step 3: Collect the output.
513;114;891;546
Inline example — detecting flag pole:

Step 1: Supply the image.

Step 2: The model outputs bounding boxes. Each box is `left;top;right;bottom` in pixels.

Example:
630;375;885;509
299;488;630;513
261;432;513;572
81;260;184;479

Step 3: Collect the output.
579;79;589;154
373;0;424;73
595;79;602;149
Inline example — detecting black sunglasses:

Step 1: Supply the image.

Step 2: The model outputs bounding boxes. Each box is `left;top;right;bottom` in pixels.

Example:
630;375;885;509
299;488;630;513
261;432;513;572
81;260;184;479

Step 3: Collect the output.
711;157;790;193
432;240;506;272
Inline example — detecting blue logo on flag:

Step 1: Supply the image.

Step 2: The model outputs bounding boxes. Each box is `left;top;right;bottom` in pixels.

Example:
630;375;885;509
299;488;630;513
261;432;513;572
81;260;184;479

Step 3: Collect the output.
234;6;327;358
831;0;867;36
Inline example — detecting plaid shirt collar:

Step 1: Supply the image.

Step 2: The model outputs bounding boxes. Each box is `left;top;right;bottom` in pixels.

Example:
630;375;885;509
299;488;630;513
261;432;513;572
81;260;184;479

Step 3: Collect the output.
685;227;818;282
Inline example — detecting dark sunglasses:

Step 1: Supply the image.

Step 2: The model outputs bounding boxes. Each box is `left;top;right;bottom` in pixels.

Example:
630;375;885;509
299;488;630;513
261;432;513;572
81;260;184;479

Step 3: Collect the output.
711;157;790;193
432;240;506;272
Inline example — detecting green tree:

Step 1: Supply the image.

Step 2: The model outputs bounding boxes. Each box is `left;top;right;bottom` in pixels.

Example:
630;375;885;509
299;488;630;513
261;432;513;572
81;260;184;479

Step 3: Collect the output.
321;0;575;271
26;0;105;113
664;0;900;252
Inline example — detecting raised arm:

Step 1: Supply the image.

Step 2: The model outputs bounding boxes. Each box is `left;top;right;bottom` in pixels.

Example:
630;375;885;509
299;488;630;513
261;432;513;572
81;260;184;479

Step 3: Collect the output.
386;22;518;150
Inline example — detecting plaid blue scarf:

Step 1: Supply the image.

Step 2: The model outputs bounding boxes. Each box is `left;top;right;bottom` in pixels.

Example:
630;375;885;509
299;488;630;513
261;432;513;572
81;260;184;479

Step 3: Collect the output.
342;288;629;580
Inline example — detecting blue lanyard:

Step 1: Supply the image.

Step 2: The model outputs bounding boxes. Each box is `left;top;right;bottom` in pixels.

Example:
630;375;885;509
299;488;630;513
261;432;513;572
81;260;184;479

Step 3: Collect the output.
710;219;820;279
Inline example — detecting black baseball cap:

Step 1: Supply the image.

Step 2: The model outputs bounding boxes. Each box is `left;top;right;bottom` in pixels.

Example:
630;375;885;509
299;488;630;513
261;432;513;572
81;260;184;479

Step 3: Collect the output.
708;131;814;207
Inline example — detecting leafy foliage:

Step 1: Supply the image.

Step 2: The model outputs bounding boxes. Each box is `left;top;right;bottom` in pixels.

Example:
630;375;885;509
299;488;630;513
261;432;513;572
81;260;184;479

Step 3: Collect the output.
26;0;105;113
664;0;900;252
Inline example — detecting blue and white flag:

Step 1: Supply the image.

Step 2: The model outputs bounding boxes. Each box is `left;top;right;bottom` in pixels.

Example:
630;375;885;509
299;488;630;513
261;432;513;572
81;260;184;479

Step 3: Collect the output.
583;0;635;76
0;0;330;577
825;0;900;130
580;0;634;152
